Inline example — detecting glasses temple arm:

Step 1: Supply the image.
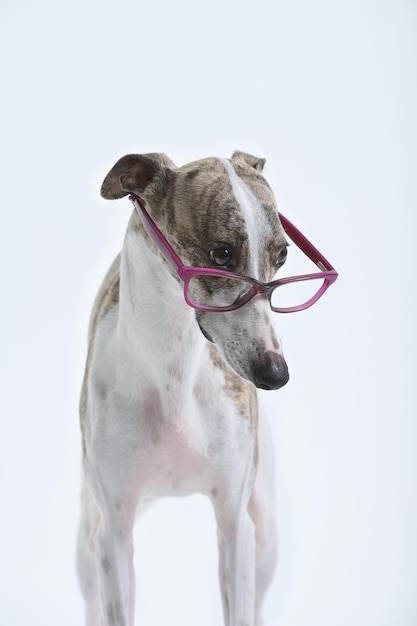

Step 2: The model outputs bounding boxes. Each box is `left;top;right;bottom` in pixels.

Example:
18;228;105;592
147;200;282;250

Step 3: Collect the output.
129;194;184;274
278;212;336;272
129;197;336;282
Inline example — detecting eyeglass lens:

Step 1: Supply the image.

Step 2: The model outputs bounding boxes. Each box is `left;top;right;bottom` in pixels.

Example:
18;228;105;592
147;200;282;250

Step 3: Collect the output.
187;274;326;310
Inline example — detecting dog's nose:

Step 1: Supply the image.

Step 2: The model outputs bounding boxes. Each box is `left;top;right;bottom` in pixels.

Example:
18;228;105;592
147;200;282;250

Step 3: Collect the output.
252;352;289;390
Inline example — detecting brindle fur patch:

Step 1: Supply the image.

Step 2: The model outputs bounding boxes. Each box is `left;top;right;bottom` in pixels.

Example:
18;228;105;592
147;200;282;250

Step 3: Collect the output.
79;254;120;447
208;344;259;466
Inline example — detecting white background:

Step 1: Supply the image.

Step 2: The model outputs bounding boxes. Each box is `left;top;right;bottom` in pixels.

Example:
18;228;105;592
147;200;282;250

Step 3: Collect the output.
0;1;416;625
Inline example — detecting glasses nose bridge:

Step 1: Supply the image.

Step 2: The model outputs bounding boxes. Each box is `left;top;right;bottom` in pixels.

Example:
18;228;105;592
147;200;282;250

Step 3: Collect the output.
250;279;274;306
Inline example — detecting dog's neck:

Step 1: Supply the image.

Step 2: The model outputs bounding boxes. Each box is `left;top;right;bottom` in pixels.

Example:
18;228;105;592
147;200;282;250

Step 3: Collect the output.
117;216;208;397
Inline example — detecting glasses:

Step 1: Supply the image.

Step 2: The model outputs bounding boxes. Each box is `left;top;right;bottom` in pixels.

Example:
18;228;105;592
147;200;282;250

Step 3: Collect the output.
129;194;338;313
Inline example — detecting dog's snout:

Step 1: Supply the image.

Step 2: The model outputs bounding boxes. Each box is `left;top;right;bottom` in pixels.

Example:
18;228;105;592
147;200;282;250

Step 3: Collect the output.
252;352;289;390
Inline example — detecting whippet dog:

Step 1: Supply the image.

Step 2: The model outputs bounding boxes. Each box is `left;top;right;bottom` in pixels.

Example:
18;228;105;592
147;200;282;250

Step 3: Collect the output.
77;150;337;626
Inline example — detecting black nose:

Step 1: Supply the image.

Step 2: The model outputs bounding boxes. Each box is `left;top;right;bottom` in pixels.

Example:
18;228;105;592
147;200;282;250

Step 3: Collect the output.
252;352;289;390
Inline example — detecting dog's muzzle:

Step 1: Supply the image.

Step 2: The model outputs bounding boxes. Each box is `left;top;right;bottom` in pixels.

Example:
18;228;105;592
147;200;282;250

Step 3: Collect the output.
252;352;289;390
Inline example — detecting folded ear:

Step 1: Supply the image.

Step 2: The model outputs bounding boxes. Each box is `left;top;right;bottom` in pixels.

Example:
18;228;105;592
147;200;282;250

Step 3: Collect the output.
101;153;176;200
231;150;266;173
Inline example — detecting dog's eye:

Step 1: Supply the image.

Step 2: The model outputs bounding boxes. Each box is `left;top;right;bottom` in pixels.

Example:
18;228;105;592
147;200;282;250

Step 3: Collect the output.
209;247;233;267
277;246;288;268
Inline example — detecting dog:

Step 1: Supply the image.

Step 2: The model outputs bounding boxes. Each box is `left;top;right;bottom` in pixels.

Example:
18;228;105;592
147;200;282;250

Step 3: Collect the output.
77;151;290;626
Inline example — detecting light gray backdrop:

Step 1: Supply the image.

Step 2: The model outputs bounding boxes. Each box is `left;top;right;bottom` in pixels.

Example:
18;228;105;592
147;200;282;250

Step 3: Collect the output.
0;1;415;624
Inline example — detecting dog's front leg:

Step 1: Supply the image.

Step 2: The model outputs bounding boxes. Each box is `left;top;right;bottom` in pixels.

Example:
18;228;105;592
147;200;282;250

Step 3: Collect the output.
94;509;136;626
218;511;256;626
84;447;139;626
213;462;257;626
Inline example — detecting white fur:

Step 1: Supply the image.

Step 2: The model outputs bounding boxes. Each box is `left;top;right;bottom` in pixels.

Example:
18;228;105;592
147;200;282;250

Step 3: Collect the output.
220;158;271;280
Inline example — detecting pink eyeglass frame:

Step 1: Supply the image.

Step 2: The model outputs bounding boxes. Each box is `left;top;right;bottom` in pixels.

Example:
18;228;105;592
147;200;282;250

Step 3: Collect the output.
129;193;338;313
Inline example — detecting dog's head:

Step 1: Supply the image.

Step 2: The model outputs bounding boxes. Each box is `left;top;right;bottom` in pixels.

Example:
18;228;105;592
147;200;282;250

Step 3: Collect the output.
101;151;289;390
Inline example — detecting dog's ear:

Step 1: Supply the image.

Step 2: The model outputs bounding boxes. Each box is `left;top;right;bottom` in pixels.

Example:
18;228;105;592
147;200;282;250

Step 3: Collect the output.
231;151;266;173
101;153;175;200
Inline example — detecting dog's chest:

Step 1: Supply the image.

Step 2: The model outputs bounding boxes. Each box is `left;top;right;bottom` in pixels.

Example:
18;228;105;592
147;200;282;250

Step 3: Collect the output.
137;418;209;497
126;378;249;499
87;306;256;499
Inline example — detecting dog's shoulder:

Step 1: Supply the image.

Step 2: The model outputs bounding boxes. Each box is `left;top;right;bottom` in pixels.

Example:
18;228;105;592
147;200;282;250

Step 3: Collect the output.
88;253;121;342
79;253;120;444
